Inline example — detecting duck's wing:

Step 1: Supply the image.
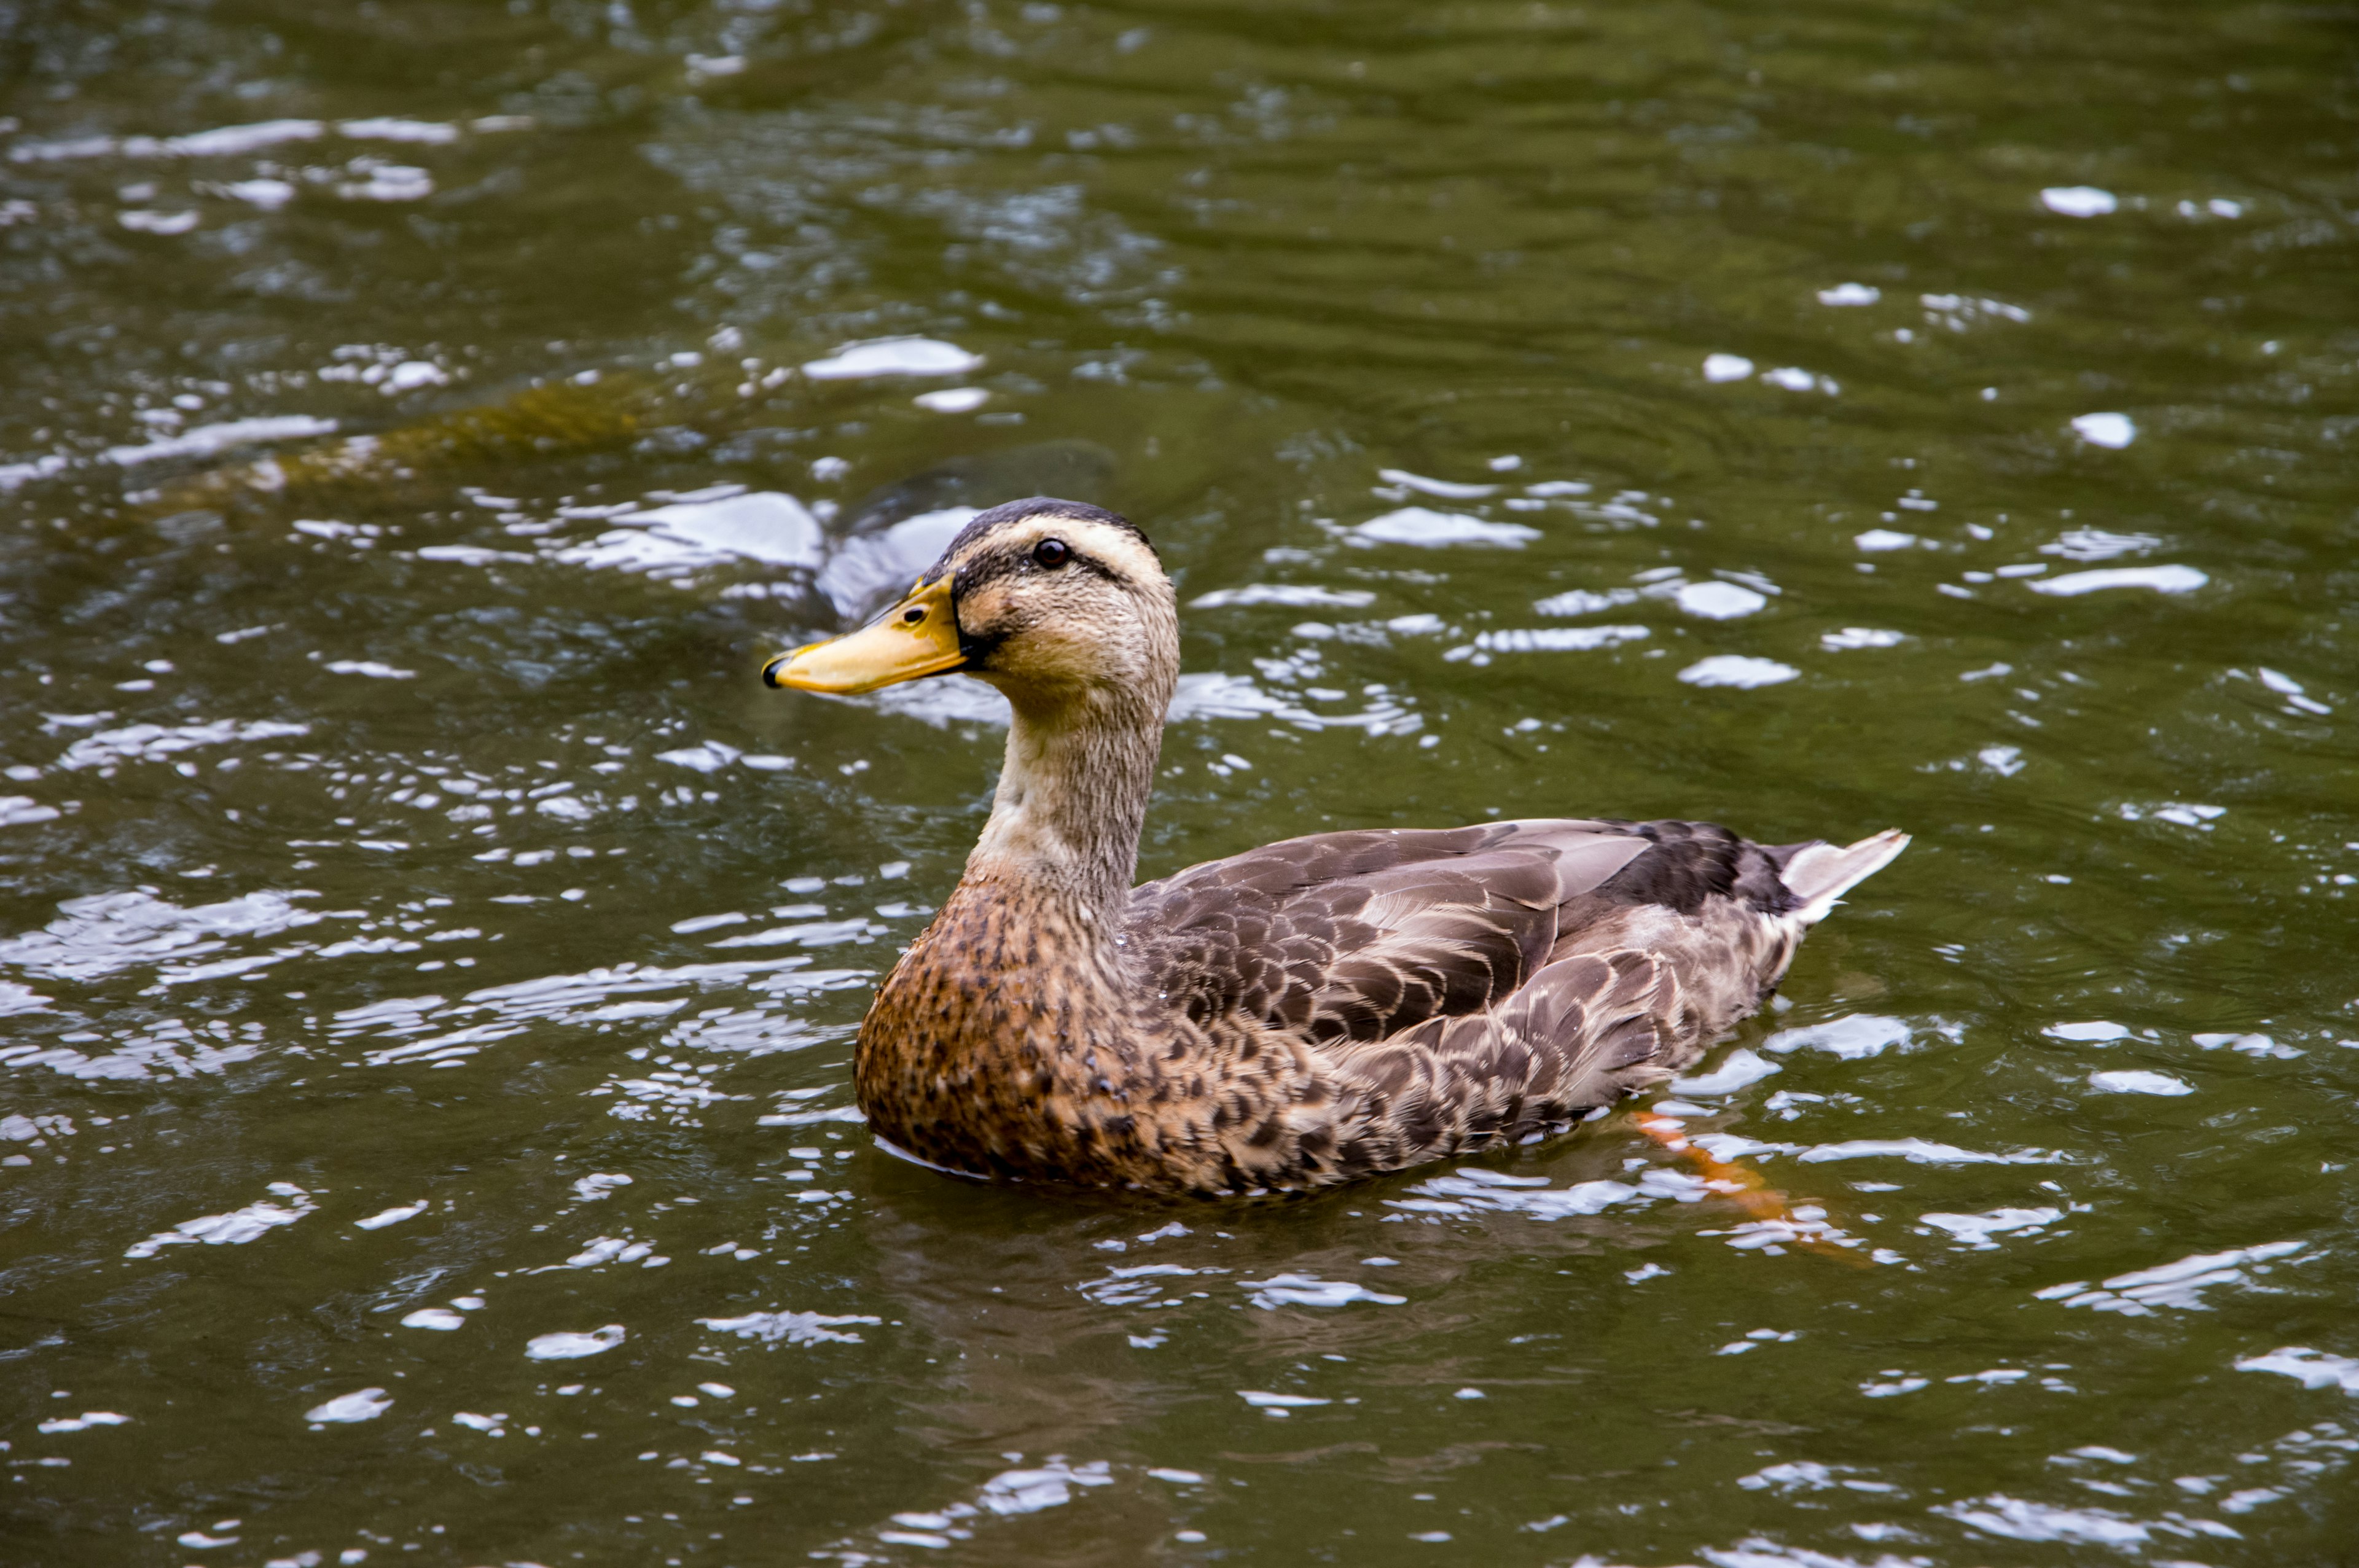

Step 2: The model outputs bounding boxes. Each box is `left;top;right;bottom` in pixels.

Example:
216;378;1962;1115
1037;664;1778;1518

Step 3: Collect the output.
1125;819;1657;1046
1128;818;1904;1175
1127;817;1896;1049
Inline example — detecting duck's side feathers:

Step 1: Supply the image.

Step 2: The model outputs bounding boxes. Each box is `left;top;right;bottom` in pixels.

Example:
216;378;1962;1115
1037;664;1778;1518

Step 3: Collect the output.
1776;829;1910;924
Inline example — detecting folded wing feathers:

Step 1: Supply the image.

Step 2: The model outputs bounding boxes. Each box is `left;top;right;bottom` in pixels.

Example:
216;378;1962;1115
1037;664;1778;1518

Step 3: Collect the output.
1133;817;1906;1162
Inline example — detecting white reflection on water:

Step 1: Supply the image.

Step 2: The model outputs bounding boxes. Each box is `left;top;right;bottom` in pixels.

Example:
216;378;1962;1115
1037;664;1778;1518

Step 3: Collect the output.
1348;507;1539;548
52;717;311;773
103;415;337;466
331;957;864;1071
1680;656;1799;689
800;337;982;380
2041;185;2119;216
1766;1016;1911;1058
2043;526;2158;561
524;1325;626;1360
555;490;824;580
2034;1239;2306;1315
2068;412;2137;448
1817;283;1880;306
1237;1273;1404;1309
2031;563;2207;596
1675;580;1768;619
0;887;321;981
303;1388;391;1425
1917;1207;2065;1250
1670;1047;1782;1096
123;1184;316;1258
1374;467;1499;501
1466;625;1649;654
37;1411;131;1433
1700;1537;1924;1567
698;1310;881;1346
2237;1347;2359;1392
1939;1492;2234;1550
2088;1069;2193;1096
1796;1139;2060;1166
1192;583;1374;609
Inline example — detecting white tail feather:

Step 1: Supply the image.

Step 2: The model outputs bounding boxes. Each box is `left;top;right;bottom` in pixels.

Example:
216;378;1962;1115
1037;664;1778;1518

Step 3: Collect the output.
1781;829;1909;924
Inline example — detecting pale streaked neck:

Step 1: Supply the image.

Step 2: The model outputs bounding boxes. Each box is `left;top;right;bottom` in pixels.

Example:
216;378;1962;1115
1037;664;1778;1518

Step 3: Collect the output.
966;676;1170;921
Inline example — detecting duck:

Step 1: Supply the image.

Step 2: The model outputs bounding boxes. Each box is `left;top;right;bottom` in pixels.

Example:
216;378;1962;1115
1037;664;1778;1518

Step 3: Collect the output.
762;497;1906;1196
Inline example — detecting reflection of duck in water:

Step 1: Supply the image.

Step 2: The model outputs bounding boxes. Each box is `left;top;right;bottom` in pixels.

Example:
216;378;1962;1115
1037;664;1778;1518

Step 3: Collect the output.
765;499;1906;1196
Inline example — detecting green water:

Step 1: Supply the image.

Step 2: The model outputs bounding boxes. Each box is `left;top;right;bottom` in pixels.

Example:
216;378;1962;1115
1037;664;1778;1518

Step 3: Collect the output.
4;2;2357;1564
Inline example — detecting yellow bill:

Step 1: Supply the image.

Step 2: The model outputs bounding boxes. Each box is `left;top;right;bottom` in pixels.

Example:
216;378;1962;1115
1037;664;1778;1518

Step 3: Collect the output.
761;575;965;695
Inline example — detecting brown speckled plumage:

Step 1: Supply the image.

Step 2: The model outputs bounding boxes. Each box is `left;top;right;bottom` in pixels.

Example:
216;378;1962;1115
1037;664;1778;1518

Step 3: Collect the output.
773;498;1907;1196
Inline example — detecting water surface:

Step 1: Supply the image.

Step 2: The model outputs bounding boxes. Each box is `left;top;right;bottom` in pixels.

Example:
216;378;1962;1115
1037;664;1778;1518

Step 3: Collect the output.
3;2;2357;1564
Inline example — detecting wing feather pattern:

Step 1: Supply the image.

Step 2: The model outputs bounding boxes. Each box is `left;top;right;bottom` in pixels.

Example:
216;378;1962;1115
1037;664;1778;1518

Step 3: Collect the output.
1124;816;1858;1178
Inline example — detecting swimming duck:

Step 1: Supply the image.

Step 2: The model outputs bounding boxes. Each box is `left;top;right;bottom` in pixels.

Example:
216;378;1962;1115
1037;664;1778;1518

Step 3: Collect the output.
763;498;1906;1196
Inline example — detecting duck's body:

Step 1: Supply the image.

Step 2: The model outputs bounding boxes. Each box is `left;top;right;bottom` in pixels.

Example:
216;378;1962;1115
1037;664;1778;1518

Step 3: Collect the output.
766;498;1905;1196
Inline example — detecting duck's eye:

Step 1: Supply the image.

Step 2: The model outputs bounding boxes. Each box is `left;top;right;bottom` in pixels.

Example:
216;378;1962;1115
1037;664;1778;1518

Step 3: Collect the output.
1031;537;1070;569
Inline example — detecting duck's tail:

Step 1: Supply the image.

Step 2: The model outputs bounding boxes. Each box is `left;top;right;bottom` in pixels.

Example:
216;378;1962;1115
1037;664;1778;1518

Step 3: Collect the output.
1774;828;1910;925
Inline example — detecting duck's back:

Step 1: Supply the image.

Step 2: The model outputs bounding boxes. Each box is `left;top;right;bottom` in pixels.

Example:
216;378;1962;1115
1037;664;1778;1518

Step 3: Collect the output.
1124;817;1901;1183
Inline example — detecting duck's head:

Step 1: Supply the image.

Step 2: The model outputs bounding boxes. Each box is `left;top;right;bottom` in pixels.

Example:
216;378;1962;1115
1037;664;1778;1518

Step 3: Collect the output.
761;497;1175;709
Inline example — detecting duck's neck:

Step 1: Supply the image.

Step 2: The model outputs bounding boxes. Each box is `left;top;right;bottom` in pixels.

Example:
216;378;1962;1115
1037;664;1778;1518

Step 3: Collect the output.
965;675;1170;922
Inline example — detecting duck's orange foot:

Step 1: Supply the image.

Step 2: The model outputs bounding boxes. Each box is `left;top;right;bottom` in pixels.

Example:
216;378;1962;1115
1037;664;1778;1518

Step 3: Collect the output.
1632;1112;1871;1267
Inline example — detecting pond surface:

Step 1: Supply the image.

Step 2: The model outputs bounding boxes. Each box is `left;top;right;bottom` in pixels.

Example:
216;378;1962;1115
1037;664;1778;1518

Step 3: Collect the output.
4;2;2357;1564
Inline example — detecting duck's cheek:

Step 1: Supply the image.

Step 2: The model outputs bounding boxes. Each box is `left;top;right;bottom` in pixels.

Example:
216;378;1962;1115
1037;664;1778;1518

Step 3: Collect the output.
970;628;1107;694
